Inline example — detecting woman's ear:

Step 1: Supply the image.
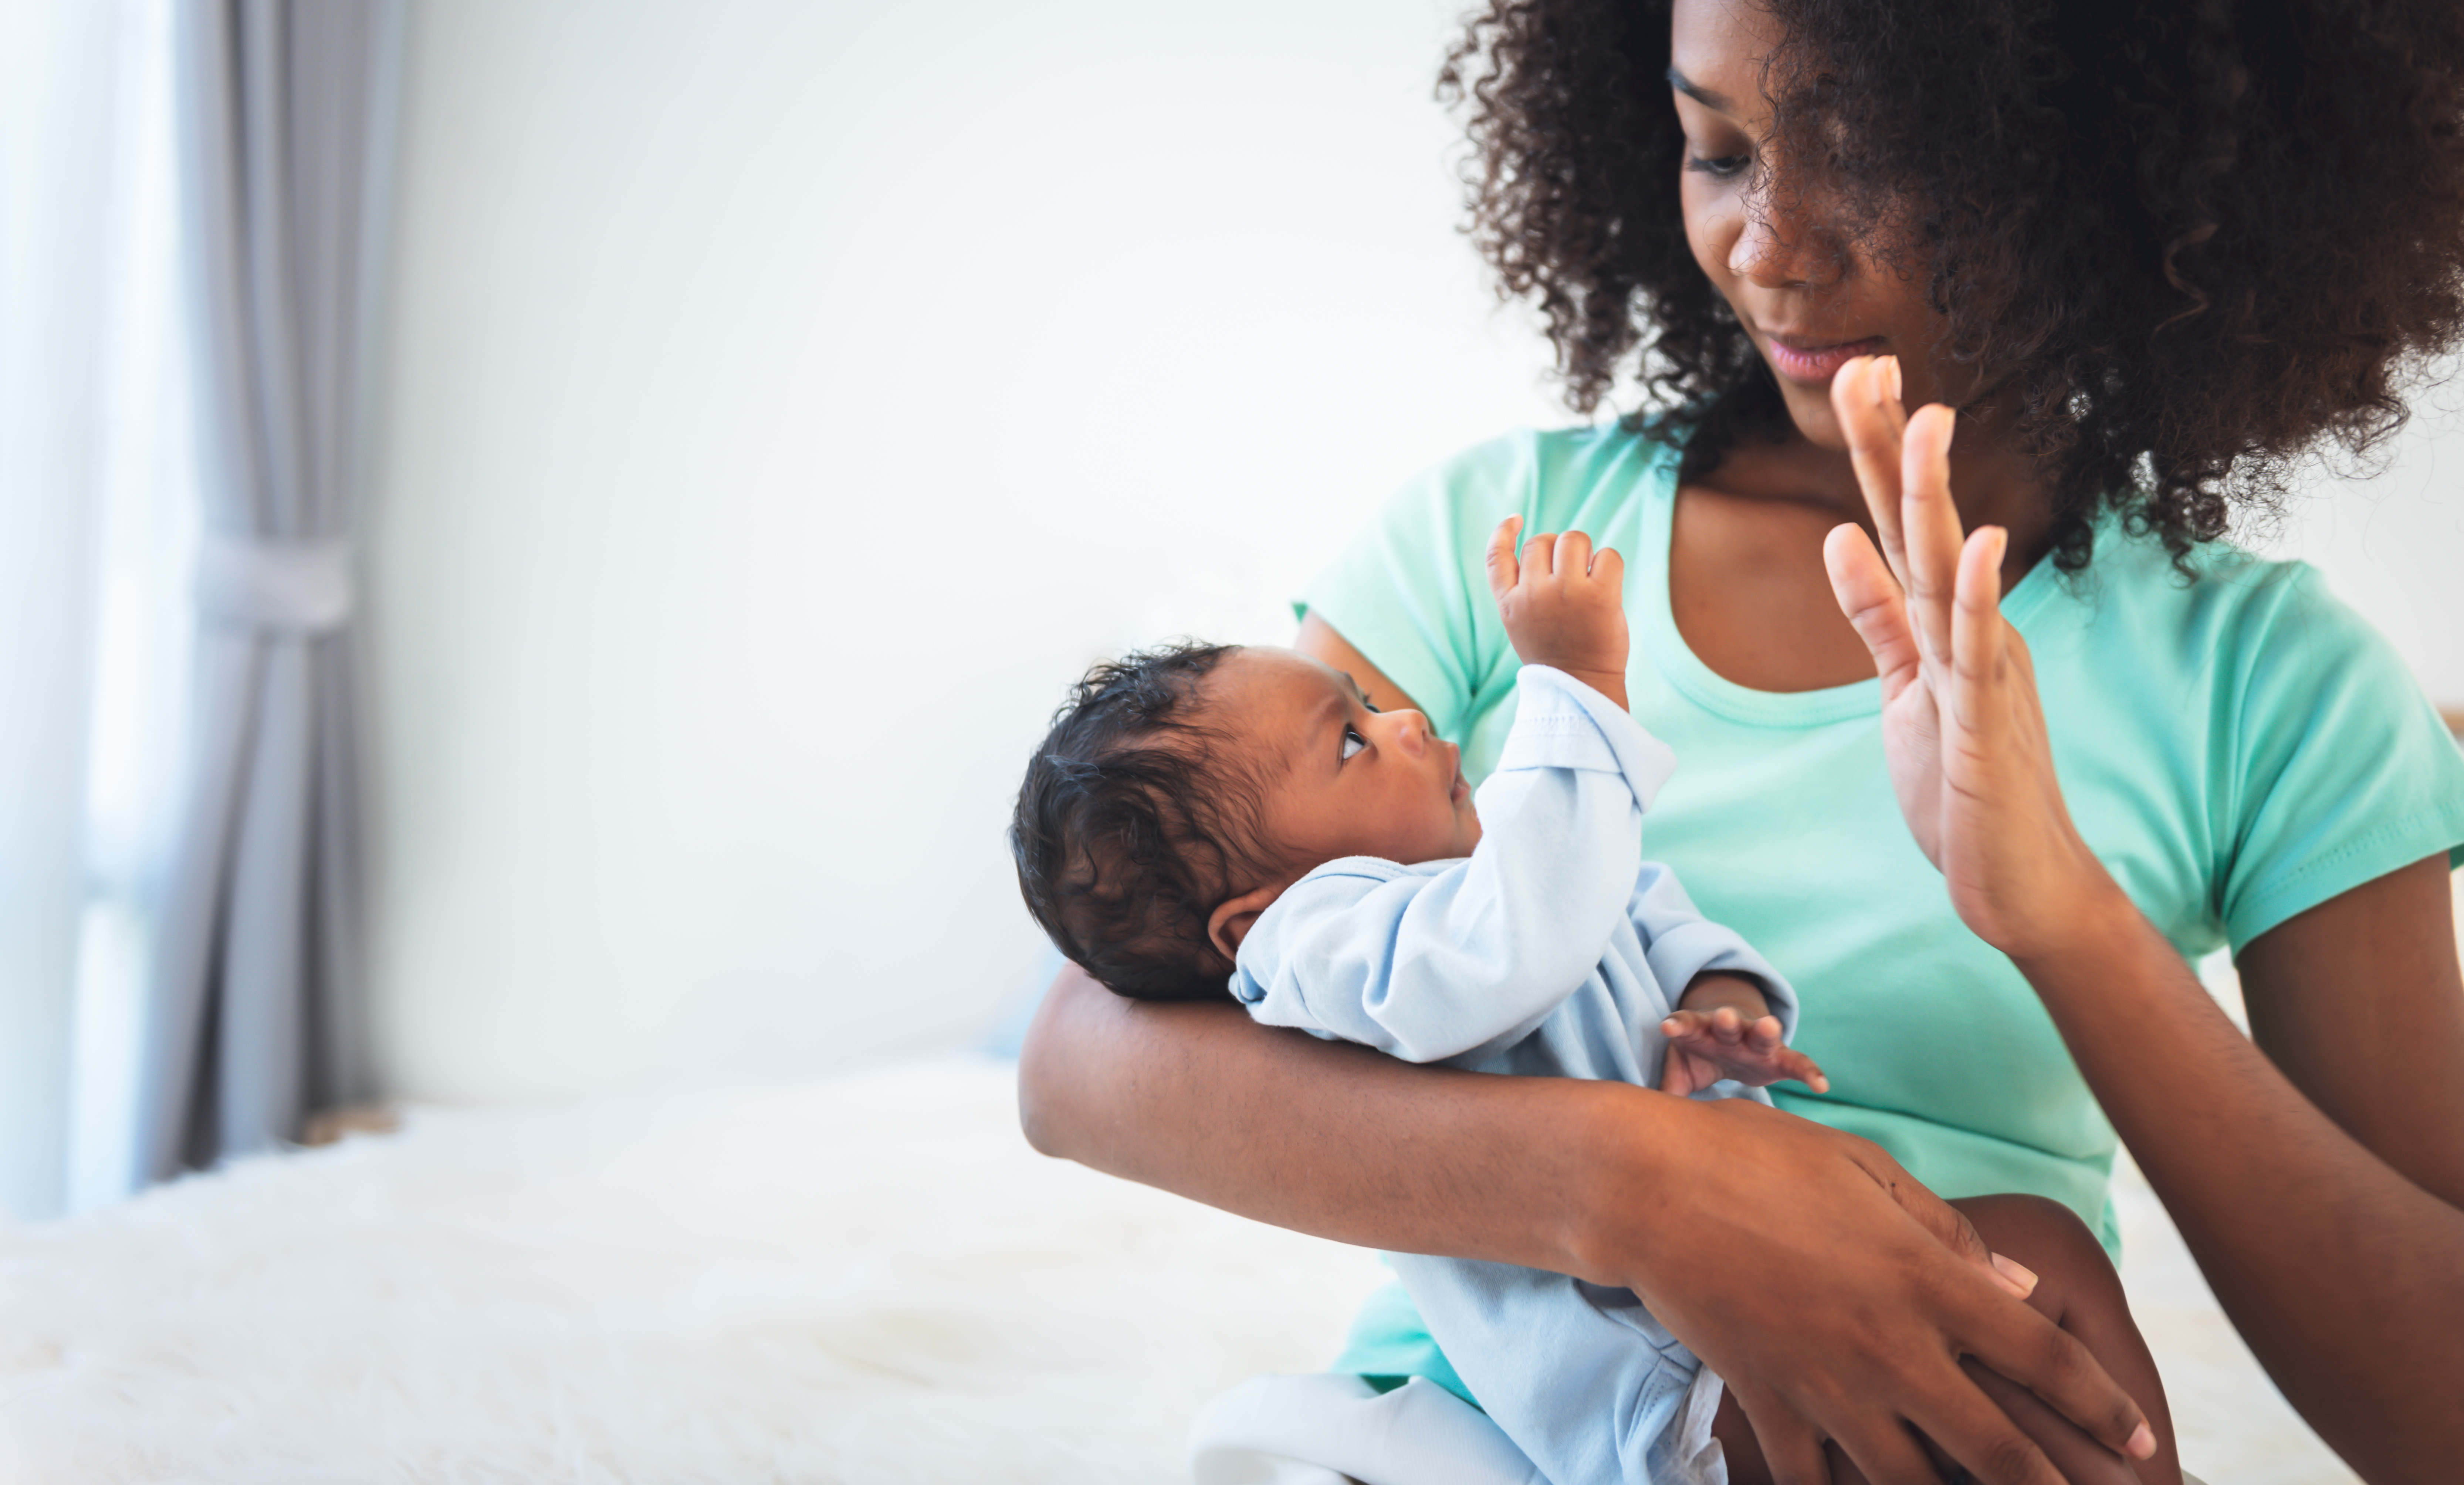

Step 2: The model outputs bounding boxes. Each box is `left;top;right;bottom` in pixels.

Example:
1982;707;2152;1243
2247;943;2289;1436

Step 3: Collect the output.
1206;883;1285;963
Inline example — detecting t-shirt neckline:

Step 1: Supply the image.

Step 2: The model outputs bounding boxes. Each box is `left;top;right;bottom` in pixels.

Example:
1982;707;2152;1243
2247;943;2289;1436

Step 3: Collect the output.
1635;440;2062;728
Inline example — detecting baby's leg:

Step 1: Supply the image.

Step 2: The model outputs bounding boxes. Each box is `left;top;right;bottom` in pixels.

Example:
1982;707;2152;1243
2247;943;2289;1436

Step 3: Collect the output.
1710;1193;2179;1485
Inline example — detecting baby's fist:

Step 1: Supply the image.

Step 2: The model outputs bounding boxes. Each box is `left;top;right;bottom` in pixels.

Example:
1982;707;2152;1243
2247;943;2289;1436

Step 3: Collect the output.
1485;516;1629;693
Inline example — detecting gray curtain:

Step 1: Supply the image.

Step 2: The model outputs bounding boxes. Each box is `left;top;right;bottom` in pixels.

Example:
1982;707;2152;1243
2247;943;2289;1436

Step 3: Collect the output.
141;0;406;1179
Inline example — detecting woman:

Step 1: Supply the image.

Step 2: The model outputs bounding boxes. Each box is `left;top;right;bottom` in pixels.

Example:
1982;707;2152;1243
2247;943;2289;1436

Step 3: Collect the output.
1021;1;2464;1480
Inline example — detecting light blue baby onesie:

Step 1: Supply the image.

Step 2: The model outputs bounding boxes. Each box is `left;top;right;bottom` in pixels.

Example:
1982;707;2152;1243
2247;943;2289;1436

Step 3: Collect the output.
1230;663;1794;1485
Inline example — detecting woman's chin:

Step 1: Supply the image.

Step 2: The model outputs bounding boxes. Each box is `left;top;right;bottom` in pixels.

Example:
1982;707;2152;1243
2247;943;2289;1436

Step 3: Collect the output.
1779;385;1852;451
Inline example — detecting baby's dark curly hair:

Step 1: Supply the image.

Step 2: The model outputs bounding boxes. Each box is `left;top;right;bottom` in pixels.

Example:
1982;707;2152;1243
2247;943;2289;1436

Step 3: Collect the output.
1445;0;2464;569
1012;642;1261;1001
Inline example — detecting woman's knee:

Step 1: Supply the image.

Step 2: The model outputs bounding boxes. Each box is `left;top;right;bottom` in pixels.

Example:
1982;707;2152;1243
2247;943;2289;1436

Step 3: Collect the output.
1950;1193;2120;1318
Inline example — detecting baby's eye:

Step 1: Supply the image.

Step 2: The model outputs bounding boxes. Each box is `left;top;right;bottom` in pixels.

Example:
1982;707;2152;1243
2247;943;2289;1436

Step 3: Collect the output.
1340;724;1367;762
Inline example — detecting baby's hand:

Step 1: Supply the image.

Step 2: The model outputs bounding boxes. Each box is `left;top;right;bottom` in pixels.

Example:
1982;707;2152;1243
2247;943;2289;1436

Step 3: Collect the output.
1486;516;1628;708
1658;1005;1832;1099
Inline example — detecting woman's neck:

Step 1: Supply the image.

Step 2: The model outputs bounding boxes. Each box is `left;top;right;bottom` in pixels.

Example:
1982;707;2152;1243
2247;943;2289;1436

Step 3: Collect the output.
1667;393;2056;695
1697;392;2057;581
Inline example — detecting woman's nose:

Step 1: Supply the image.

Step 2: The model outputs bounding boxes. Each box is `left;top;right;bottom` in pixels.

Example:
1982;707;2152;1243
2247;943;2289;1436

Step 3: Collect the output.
1729;189;1839;290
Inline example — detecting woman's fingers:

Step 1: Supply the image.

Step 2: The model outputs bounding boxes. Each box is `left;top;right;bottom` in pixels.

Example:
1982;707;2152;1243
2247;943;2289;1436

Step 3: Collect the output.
1861;1145;2029;1296
1949;1292;2155;1466
1959;1359;2144;1485
1928;1321;2156;1482
1827;1412;1966;1485
1894;1360;2114;1485
1484;515;1524;599
1949;525;2010;734
1726;1380;1833;1485
1824;523;1922;696
1898;403;1964;668
1832;355;1915;589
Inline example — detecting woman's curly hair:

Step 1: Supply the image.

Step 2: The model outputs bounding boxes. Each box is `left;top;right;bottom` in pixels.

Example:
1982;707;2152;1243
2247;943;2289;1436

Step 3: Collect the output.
1443;0;2464;570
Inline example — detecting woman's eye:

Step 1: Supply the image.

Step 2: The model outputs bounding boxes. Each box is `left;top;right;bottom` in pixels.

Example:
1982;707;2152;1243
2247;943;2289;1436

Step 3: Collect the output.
1340;725;1367;762
1686;152;1750;180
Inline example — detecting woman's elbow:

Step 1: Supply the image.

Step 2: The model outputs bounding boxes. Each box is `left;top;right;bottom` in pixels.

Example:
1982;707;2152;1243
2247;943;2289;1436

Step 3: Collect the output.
1016;960;1110;1158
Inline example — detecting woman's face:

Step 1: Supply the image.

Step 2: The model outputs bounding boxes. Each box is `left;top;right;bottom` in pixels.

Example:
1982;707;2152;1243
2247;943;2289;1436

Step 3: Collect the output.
1669;0;1968;450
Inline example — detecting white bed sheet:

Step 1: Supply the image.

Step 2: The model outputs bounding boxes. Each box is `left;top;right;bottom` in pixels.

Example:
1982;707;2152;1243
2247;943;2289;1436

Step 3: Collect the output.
0;1052;2357;1483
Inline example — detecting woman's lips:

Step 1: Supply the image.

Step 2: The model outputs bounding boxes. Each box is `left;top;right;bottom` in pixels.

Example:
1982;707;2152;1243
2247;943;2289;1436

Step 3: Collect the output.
1762;333;1883;385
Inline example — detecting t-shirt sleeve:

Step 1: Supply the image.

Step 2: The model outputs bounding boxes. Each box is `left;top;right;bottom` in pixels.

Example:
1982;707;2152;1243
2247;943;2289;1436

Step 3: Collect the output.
1294;433;1536;741
2218;564;2464;953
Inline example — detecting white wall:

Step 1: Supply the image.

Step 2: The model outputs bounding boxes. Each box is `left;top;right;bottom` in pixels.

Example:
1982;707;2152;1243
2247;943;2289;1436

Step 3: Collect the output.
366;0;2464;1106
366;0;1564;1103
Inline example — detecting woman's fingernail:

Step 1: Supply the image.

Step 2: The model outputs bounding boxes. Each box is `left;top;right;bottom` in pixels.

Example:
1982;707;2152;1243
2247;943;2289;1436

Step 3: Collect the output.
1990;1252;2039;1296
1883;356;1902;404
2127;1422;2157;1459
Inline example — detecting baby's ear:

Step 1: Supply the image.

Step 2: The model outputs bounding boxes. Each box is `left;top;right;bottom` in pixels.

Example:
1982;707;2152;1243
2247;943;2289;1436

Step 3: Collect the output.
1205;883;1284;962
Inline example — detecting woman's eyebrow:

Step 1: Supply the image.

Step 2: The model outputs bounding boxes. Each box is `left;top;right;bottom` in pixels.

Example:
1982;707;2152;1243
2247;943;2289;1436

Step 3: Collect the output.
1666;67;1734;114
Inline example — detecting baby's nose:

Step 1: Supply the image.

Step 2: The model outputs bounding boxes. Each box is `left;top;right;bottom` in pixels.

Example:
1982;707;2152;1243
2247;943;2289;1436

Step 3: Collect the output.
1388;710;1430;757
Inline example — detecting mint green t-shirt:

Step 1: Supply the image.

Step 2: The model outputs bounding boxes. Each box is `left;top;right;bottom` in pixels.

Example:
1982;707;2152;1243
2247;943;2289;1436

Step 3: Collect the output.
1307;426;2464;1394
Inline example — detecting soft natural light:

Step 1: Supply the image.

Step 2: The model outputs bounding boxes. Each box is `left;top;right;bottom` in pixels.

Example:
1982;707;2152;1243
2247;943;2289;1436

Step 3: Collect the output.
65;0;198;1214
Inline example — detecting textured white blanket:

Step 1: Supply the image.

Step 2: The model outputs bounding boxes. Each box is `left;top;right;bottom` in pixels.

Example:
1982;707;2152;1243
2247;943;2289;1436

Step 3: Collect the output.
0;1054;2353;1483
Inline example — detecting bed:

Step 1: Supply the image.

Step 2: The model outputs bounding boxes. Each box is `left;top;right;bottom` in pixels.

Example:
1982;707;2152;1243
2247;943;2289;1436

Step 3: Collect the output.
0;1051;2364;1482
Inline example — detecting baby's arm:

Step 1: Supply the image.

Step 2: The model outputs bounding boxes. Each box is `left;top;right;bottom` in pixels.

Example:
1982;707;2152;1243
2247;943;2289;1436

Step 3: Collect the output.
1660;973;1831;1098
1487;516;1628;708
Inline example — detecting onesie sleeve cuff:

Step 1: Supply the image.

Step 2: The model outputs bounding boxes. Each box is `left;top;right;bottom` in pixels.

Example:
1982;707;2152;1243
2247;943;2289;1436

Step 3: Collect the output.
1493;665;1678;809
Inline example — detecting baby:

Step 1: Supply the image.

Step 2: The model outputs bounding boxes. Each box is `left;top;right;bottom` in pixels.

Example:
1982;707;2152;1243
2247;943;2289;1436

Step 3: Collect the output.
1012;518;2176;1485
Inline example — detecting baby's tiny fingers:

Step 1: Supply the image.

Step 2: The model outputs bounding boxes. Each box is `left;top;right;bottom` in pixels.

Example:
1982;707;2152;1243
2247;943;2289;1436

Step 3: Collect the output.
1554;529;1594;578
1588;546;1625;588
1780;1048;1831;1093
1522;533;1558;579
1485;516;1524;598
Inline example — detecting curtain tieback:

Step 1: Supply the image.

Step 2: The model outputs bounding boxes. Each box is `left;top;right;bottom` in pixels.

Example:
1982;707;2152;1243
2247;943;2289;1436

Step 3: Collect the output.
195;535;355;633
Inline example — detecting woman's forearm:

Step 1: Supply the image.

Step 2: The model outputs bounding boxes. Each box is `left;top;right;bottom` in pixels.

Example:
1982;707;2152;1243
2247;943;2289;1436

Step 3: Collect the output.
1020;961;2164;1482
1017;962;1653;1278
2010;877;2464;1484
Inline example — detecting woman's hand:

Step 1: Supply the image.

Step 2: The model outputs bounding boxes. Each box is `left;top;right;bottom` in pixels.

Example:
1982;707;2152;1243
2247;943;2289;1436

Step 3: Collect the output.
1821;355;2120;959
1608;1096;2157;1484
1022;964;2158;1485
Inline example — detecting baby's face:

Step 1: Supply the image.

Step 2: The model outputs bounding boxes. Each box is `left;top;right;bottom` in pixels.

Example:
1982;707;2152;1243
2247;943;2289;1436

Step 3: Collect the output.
1208;648;1482;872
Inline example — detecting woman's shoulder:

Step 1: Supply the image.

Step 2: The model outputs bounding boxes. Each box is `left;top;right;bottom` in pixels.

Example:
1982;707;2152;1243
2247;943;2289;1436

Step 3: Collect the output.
2056;521;2377;680
2049;521;2464;943
2037;522;2440;758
